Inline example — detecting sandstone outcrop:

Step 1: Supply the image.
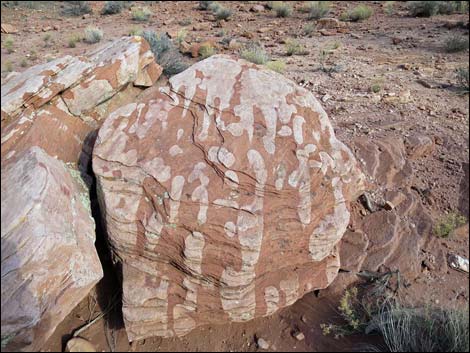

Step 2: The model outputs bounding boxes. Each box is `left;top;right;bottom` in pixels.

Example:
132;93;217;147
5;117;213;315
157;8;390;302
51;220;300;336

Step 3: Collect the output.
1;36;161;351
0;147;102;351
93;55;366;340
1;36;161;167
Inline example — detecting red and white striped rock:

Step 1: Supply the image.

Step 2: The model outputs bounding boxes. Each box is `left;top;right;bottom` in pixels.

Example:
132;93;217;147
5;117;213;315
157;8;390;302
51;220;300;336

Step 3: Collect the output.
1;36;161;166
93;55;366;341
1;147;103;352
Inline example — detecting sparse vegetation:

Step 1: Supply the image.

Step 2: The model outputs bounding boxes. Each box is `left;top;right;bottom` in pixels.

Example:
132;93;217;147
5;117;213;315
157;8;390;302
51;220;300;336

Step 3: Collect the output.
142;30;188;76
456;67;469;92
407;1;467;17
178;18;192;26
83;26;103;44
444;36;469;53
285;39;308;56
240;43;269;64
302;23;316;36
3;60;13;72
434;213;467;237
3;36;14;53
265;60;286;73
384;1;395;15
63;1;92;16
215;6;233;20
67;34;82;48
317;41;341;73
43;33;52;47
198;0;214;10
20;58;28;67
208;1;222;12
370;83;382;93
101;1;122;15
128;26;143;36
271;1;292;17
175;29;187;45
131;7;152;21
199;42;216;59
346;4;374;22
29;50;37;61
307;1;330;20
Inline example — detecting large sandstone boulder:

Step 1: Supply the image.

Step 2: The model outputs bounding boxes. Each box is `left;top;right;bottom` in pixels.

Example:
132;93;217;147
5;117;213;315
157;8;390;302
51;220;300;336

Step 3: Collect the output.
93;55;366;340
1;147;103;352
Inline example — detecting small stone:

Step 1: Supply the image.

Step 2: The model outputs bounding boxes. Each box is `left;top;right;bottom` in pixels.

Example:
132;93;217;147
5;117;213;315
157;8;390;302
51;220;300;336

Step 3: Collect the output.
82;13;90;19
251;4;265;12
293;331;305;341
319;29;336;36
1;23;19;34
392;37;402;45
42;26;52;32
322;94;332;102
66;337;96;352
257;337;269;350
301;315;307;323
384;201;395;210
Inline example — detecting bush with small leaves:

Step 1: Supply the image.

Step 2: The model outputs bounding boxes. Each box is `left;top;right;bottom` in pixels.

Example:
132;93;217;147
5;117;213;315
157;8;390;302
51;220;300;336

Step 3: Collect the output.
176;29;187;45
68;34;81;48
285;39;308;56
215;7;233;20
456;67;469;92
83;26;103;44
20;58;28;68
63;1;92;16
272;1;292;17
128;26;143;36
3;60;13;72
178;18;192;26
307;1;330;20
434;213;467;237
199;1;214;10
408;1;439;17
43;33;52;47
302;23;316;36
29;50;37;61
265;60;285;73
132;7;152;21
240;43;269;64
347;5;373;21
444;36;469;53
101;1;122;15
4;36;14;53
199;43;216;59
384;1;395;15
142;30;188;76
208;1;221;12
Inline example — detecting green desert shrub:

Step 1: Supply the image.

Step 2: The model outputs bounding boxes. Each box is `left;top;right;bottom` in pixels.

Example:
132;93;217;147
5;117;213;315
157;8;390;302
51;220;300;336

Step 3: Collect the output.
68;33;82;48
444;36;469;53
272;1;292;17
3;60;13;72
265;60;286;73
199;0;214;10
3;36;14;53
142;30;188;76
434;213;467;237
63;1;92;16
240;43;269;64
347;4;373;21
20;58;28;67
384;1;395;15
302;23;316;36
101;1;122;15
128;26;143;36
198;42;216;58
307;1;330;19
456;67;469;92
406;1;465;16
215;6;233;20
83;26;103;44
132;7;152;21
285;39;308;56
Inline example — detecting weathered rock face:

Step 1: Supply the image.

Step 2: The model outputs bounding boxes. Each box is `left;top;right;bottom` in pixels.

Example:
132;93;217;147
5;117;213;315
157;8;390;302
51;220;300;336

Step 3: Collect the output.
1;36;161;167
1;147;103;352
93;55;366;340
1;36;161;351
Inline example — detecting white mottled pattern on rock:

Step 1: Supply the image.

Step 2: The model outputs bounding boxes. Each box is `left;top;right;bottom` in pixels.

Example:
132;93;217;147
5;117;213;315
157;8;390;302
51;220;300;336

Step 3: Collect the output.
93;55;366;341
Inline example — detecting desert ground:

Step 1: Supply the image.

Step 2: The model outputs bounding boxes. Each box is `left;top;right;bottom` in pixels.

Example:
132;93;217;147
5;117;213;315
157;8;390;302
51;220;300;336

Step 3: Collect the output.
1;1;469;352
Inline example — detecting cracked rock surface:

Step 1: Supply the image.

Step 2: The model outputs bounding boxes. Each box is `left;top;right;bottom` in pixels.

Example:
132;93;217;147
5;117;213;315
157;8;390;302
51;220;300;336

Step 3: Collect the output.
93;54;366;341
